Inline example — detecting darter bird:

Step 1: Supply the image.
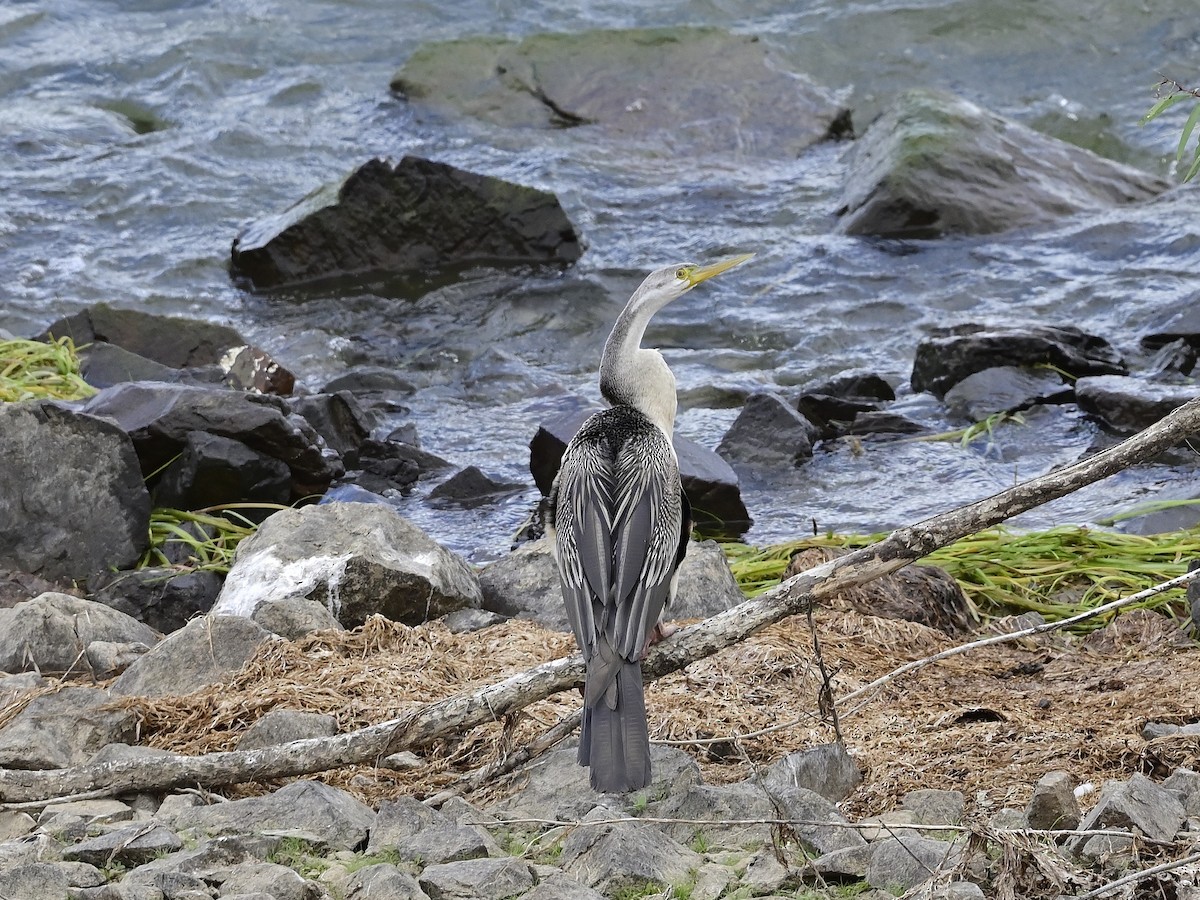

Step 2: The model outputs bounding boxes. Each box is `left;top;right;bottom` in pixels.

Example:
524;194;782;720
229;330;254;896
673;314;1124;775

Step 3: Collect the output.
548;253;753;792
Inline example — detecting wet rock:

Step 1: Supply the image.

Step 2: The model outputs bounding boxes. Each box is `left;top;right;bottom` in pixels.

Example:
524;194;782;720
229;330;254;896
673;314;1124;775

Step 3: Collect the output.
867;833;962;892
841;410;928;437
418;857;534;900
81;382;340;497
943;366;1073;421
911;324;1125;399
0;592;159;676
837;88;1167;238
0;401;151;581
670;540;747;620
1140;298;1200;358
1025;770;1080;829
90;568;223;635
559;805;702;895
1074;374;1199;432
648;781;775;850
795;370;897;437
252;597;343;639
762;743;862;803
213;502;482;627
350;436;451;495
153;431;292;511
903;788;964;825
345;863;429;900
529;408;751;536
773;785;868;855
427;466;524;506
237;709;338;750
110;614;276;698
716;392;820;472
368;795;490;865
0;686;136;768
231;156;581;290
393;27;849;158
288;391;376;464
64;824;184;868
1071;773;1185;845
161;781;374;851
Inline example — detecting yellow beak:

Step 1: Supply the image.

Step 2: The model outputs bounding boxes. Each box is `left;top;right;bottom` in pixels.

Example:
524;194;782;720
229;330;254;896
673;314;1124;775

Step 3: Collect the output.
685;252;754;287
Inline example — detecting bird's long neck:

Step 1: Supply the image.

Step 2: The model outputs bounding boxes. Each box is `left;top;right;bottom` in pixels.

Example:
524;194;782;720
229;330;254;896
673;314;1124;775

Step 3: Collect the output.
599;293;678;437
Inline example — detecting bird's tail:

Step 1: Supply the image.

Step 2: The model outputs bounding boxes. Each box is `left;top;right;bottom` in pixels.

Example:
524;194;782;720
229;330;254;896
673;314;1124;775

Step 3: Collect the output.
579;659;651;793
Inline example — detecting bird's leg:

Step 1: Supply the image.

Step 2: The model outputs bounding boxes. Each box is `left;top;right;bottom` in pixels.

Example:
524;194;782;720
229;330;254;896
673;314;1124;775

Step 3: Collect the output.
642;620;678;656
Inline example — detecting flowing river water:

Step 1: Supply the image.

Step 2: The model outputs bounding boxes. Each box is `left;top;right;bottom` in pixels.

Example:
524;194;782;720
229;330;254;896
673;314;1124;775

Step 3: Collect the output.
3;0;1200;561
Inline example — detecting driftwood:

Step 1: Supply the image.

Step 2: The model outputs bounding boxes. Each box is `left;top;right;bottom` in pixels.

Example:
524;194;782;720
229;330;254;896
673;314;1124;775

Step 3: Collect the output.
1;396;1198;805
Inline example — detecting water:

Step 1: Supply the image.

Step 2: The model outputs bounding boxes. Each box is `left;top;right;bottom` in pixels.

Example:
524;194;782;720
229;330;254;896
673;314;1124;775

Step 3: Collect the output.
4;0;1199;562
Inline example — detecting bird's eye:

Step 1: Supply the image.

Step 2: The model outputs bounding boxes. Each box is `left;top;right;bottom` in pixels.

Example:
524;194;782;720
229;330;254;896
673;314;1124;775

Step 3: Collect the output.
675;267;688;280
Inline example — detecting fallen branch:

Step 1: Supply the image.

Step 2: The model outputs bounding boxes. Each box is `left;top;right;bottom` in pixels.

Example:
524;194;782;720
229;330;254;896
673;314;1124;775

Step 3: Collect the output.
1;397;1198;805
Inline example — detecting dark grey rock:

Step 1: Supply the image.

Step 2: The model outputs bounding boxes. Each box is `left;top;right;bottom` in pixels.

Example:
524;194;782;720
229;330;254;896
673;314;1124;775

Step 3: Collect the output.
773;785;868;855
837;89;1167;238
0;686;136;768
794;370;895;438
762;743;862;803
441;608;507;633
90;568;223;635
288;392;376;463
368;795;490;865
213;503;482;627
0;402;151;581
1024;771;1080;829
81;382;340;498
217;861;322;900
943;366;1073;421
323;367;418;396
161;781;374;851
670;540;747;621
1075;375;1199;432
237;710;338;750
1141;298;1200;355
427;466;524;506
349;436;451;495
1164;768;1200;817
78;341;182;388
559;805;702;895
153;432;292;511
867;834;963;892
842;410;928;436
393;27;848;158
0;592;159;676
911;324;1125;399
231;156;581;290
417;857;534;900
110;614;276;698
903;788;965;826
1071;773;1186;844
647;781;775;850
716;392;820;472
345;863;429;900
252;597;343;639
0;863;71;900
63;824;184;867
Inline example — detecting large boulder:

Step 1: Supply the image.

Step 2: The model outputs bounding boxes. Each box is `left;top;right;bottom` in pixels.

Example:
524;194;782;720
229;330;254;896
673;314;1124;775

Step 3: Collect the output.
0;593;159;676
213;503;483;627
392;27;850;158
910;324;1125;399
0;401;150;581
0;686;137;768
152;431;293;510
81;381;341;498
837;88;1168;238
230;156;582;290
717;392;821;473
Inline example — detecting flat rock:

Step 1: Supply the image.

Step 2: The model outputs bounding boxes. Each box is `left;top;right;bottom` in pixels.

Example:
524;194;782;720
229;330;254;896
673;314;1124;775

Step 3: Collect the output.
213;502;482;627
867;834;963;892
943;366;1073;421
345;863;429;900
837;88;1167;238
0;592;159;676
647;781;776;850
1075;375;1199;432
0;863;71;900
63;824;184;867
231;156;581;290
417;857;533;900
237;709;338;750
911;324;1125;399
0;401;151;581
716;392;820;473
559;805;702;895
110;614;276;698
367;795;490;865
903;788;965;825
217;861;321;900
0;686;136;768
393;27;849;158
762;743;862;803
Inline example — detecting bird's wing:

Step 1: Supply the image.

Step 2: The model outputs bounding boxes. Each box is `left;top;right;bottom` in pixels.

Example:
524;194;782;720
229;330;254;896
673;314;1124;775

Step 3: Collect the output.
553;438;613;657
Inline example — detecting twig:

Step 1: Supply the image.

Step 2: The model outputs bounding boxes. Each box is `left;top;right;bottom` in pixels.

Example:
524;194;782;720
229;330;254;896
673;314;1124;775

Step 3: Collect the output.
1073;848;1200;899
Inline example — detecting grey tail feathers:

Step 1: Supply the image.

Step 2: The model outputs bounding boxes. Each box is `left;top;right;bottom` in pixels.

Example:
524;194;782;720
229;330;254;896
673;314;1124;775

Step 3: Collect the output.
579;660;651;793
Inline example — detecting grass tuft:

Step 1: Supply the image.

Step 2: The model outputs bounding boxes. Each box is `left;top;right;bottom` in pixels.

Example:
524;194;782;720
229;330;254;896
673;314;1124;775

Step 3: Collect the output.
0;336;97;403
140;504;288;573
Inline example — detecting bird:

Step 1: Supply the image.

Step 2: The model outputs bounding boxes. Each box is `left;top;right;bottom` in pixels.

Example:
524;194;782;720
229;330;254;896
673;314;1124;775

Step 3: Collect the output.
547;253;753;792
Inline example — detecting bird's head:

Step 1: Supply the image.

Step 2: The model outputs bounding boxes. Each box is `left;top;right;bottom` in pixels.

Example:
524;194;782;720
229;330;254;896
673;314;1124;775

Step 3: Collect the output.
631;253;755;313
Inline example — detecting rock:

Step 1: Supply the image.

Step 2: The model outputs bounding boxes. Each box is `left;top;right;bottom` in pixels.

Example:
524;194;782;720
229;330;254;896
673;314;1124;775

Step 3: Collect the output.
0;864;71;900
716;393;821;472
231;156;581;290
932;882;987;900
288;392;376;463
911;324;1125;399
153;431;293;511
837;88;1167;238
417;857;534;900
427;466;524;506
739;849;789;894
394;27;848;157
85;639;152;677
1141;298;1200;357
64;824;184;867
348;435;451;496
670;540;747;621
78;341;189;388
0;569;80;611
1071;773;1186;845
0;810;35;841
943;366;1073;421
1078;832;1136;867
217;861;322;900
252;597;343;639
0;671;46;706
559;805;702;895
841;410;928;437
118;834;269;885
809;844;873;879
237;710;338;750
0;401;151;581
0;686;136;768
89;568;223;635
1165;768;1200;817
648;781;777;850
903;788;965;825
213;503;482;627
529;408;751;535
345;863;429;900
0;592;159;675
773;785;868;855
762;743;862;803
1025;771;1081;829
1074;375;1199;432
161;780;374;851
1143;722;1182;740
795;369;896;438
110;614;276;698
368;795;490;865
867;834;962;892
441;608;506;633
518;870;606;900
